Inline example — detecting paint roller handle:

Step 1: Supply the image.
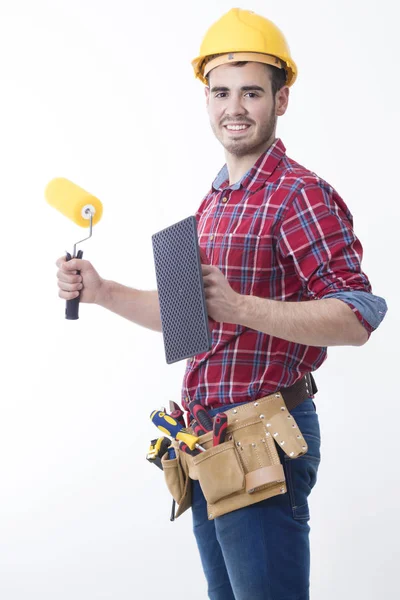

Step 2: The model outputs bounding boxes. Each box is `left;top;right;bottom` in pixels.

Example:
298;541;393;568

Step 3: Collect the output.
65;250;83;320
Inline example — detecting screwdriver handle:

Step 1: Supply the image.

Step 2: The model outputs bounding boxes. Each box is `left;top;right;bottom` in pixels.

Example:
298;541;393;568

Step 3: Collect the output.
188;400;213;432
179;442;200;456
150;410;183;437
150;410;204;451
213;412;228;446
192;420;205;437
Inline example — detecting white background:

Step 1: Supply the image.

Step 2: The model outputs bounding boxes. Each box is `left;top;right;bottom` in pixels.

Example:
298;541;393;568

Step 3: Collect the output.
0;1;398;598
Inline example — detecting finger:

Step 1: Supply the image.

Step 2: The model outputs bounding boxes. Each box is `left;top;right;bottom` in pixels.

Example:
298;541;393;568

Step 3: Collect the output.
58;289;80;300
201;264;214;275
55;256;67;268
56;269;82;284
59;258;86;272
57;279;83;292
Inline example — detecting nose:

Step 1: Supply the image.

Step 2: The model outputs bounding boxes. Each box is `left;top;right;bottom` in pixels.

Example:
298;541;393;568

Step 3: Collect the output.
225;93;247;118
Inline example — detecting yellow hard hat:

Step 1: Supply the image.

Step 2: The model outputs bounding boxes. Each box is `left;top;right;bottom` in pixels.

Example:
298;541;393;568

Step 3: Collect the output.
192;8;297;87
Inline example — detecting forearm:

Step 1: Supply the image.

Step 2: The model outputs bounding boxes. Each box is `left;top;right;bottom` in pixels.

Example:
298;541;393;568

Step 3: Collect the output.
234;296;368;347
97;281;162;332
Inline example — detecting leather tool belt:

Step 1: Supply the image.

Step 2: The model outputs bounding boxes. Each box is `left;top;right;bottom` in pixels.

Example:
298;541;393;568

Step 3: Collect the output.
161;374;317;520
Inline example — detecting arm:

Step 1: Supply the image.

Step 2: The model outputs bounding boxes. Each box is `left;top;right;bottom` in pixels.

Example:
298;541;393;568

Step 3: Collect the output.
234;294;368;346
97;281;162;332
57;256;163;332
202;182;387;345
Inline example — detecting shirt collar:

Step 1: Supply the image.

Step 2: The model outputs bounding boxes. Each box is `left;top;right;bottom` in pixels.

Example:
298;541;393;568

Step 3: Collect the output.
212;138;286;193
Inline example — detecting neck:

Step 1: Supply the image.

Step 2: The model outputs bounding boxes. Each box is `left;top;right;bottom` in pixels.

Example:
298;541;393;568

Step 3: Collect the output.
225;136;276;185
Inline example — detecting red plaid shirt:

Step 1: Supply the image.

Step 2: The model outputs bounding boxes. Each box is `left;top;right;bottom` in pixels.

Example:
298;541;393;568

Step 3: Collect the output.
181;139;374;410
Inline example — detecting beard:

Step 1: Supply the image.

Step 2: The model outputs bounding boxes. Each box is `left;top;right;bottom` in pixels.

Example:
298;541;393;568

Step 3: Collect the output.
212;107;277;157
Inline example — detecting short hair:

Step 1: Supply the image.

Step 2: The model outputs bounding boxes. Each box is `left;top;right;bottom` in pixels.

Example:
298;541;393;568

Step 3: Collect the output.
269;65;287;96
206;62;287;96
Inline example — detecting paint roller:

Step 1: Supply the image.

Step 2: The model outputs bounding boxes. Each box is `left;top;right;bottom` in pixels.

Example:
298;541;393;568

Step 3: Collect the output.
45;177;103;320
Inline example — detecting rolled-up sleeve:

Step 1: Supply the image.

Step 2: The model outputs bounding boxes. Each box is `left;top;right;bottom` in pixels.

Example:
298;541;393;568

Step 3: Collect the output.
277;182;387;335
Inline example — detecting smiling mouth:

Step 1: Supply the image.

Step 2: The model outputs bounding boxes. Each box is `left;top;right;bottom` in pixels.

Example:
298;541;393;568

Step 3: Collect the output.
224;124;251;132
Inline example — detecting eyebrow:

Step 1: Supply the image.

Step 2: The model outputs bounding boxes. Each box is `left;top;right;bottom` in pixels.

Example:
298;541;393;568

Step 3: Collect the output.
210;85;266;93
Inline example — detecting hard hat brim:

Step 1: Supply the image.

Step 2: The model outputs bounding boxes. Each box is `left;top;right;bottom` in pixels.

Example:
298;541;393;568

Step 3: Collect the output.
192;51;297;87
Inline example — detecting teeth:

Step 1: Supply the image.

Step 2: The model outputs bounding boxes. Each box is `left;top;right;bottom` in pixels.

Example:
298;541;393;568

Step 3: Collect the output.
226;125;248;130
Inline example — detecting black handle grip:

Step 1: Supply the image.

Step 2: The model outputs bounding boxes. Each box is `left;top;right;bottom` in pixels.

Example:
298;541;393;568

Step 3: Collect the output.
213;412;228;446
65;250;83;320
188;400;213;432
192;420;205;437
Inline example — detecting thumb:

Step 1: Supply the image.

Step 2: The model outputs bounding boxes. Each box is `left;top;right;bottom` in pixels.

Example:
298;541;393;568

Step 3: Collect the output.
62;258;86;272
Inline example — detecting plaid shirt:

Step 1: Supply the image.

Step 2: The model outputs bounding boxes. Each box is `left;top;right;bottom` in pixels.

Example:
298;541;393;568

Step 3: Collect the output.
181;139;379;410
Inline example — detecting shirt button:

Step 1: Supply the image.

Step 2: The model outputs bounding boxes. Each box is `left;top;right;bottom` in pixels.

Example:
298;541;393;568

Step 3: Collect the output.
210;234;214;241
222;197;228;203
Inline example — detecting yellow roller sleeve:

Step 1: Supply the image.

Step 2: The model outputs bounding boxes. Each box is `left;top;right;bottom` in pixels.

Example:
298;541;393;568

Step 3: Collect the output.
45;178;103;228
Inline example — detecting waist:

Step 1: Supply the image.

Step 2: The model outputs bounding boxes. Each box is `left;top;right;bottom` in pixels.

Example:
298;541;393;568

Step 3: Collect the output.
213;373;317;412
186;374;317;424
208;397;316;420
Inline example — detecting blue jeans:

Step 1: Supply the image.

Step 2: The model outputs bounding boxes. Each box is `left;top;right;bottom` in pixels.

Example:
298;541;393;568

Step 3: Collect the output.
191;398;321;600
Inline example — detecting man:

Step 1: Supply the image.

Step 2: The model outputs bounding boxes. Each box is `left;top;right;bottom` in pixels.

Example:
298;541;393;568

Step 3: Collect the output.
56;8;387;600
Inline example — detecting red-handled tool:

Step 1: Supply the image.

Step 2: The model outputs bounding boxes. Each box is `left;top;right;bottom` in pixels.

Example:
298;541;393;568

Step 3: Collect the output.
169;401;186;428
213;412;228;446
191;420;205;437
179;441;200;456
169;409;186;428
189;400;213;433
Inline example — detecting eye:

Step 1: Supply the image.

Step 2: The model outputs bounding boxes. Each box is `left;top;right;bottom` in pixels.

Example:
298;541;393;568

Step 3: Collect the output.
245;92;258;98
215;92;228;98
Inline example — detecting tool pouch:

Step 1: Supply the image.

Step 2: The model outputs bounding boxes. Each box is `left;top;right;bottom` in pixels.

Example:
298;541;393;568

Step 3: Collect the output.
192;440;245;504
191;418;284;506
186;392;308;519
161;441;192;518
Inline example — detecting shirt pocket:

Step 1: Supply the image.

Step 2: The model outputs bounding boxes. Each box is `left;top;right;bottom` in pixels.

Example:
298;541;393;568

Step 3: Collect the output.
217;232;261;291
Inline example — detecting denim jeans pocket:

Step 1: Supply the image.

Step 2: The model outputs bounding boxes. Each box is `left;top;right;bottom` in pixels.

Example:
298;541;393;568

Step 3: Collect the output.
281;408;321;521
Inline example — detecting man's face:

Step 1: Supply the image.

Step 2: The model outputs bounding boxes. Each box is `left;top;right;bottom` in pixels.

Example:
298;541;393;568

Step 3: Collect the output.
205;62;288;157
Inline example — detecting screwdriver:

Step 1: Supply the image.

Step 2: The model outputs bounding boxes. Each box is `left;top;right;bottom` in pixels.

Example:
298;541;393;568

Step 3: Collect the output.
150;410;206;452
213;412;228;446
188;399;213;432
179;441;200;456
192;420;206;437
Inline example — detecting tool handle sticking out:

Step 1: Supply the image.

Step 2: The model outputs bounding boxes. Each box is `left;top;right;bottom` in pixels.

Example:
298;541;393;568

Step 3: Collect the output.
179;441;200;456
192;420;206;437
189;400;213;432
65;249;83;320
150;410;206;452
213;412;228;446
169;409;186;428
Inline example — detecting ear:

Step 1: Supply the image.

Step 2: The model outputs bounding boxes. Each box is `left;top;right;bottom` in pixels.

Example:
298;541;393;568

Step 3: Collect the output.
275;86;289;117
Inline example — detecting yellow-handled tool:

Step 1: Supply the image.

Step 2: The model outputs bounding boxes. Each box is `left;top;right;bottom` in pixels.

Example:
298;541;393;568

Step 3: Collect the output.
150;410;206;452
